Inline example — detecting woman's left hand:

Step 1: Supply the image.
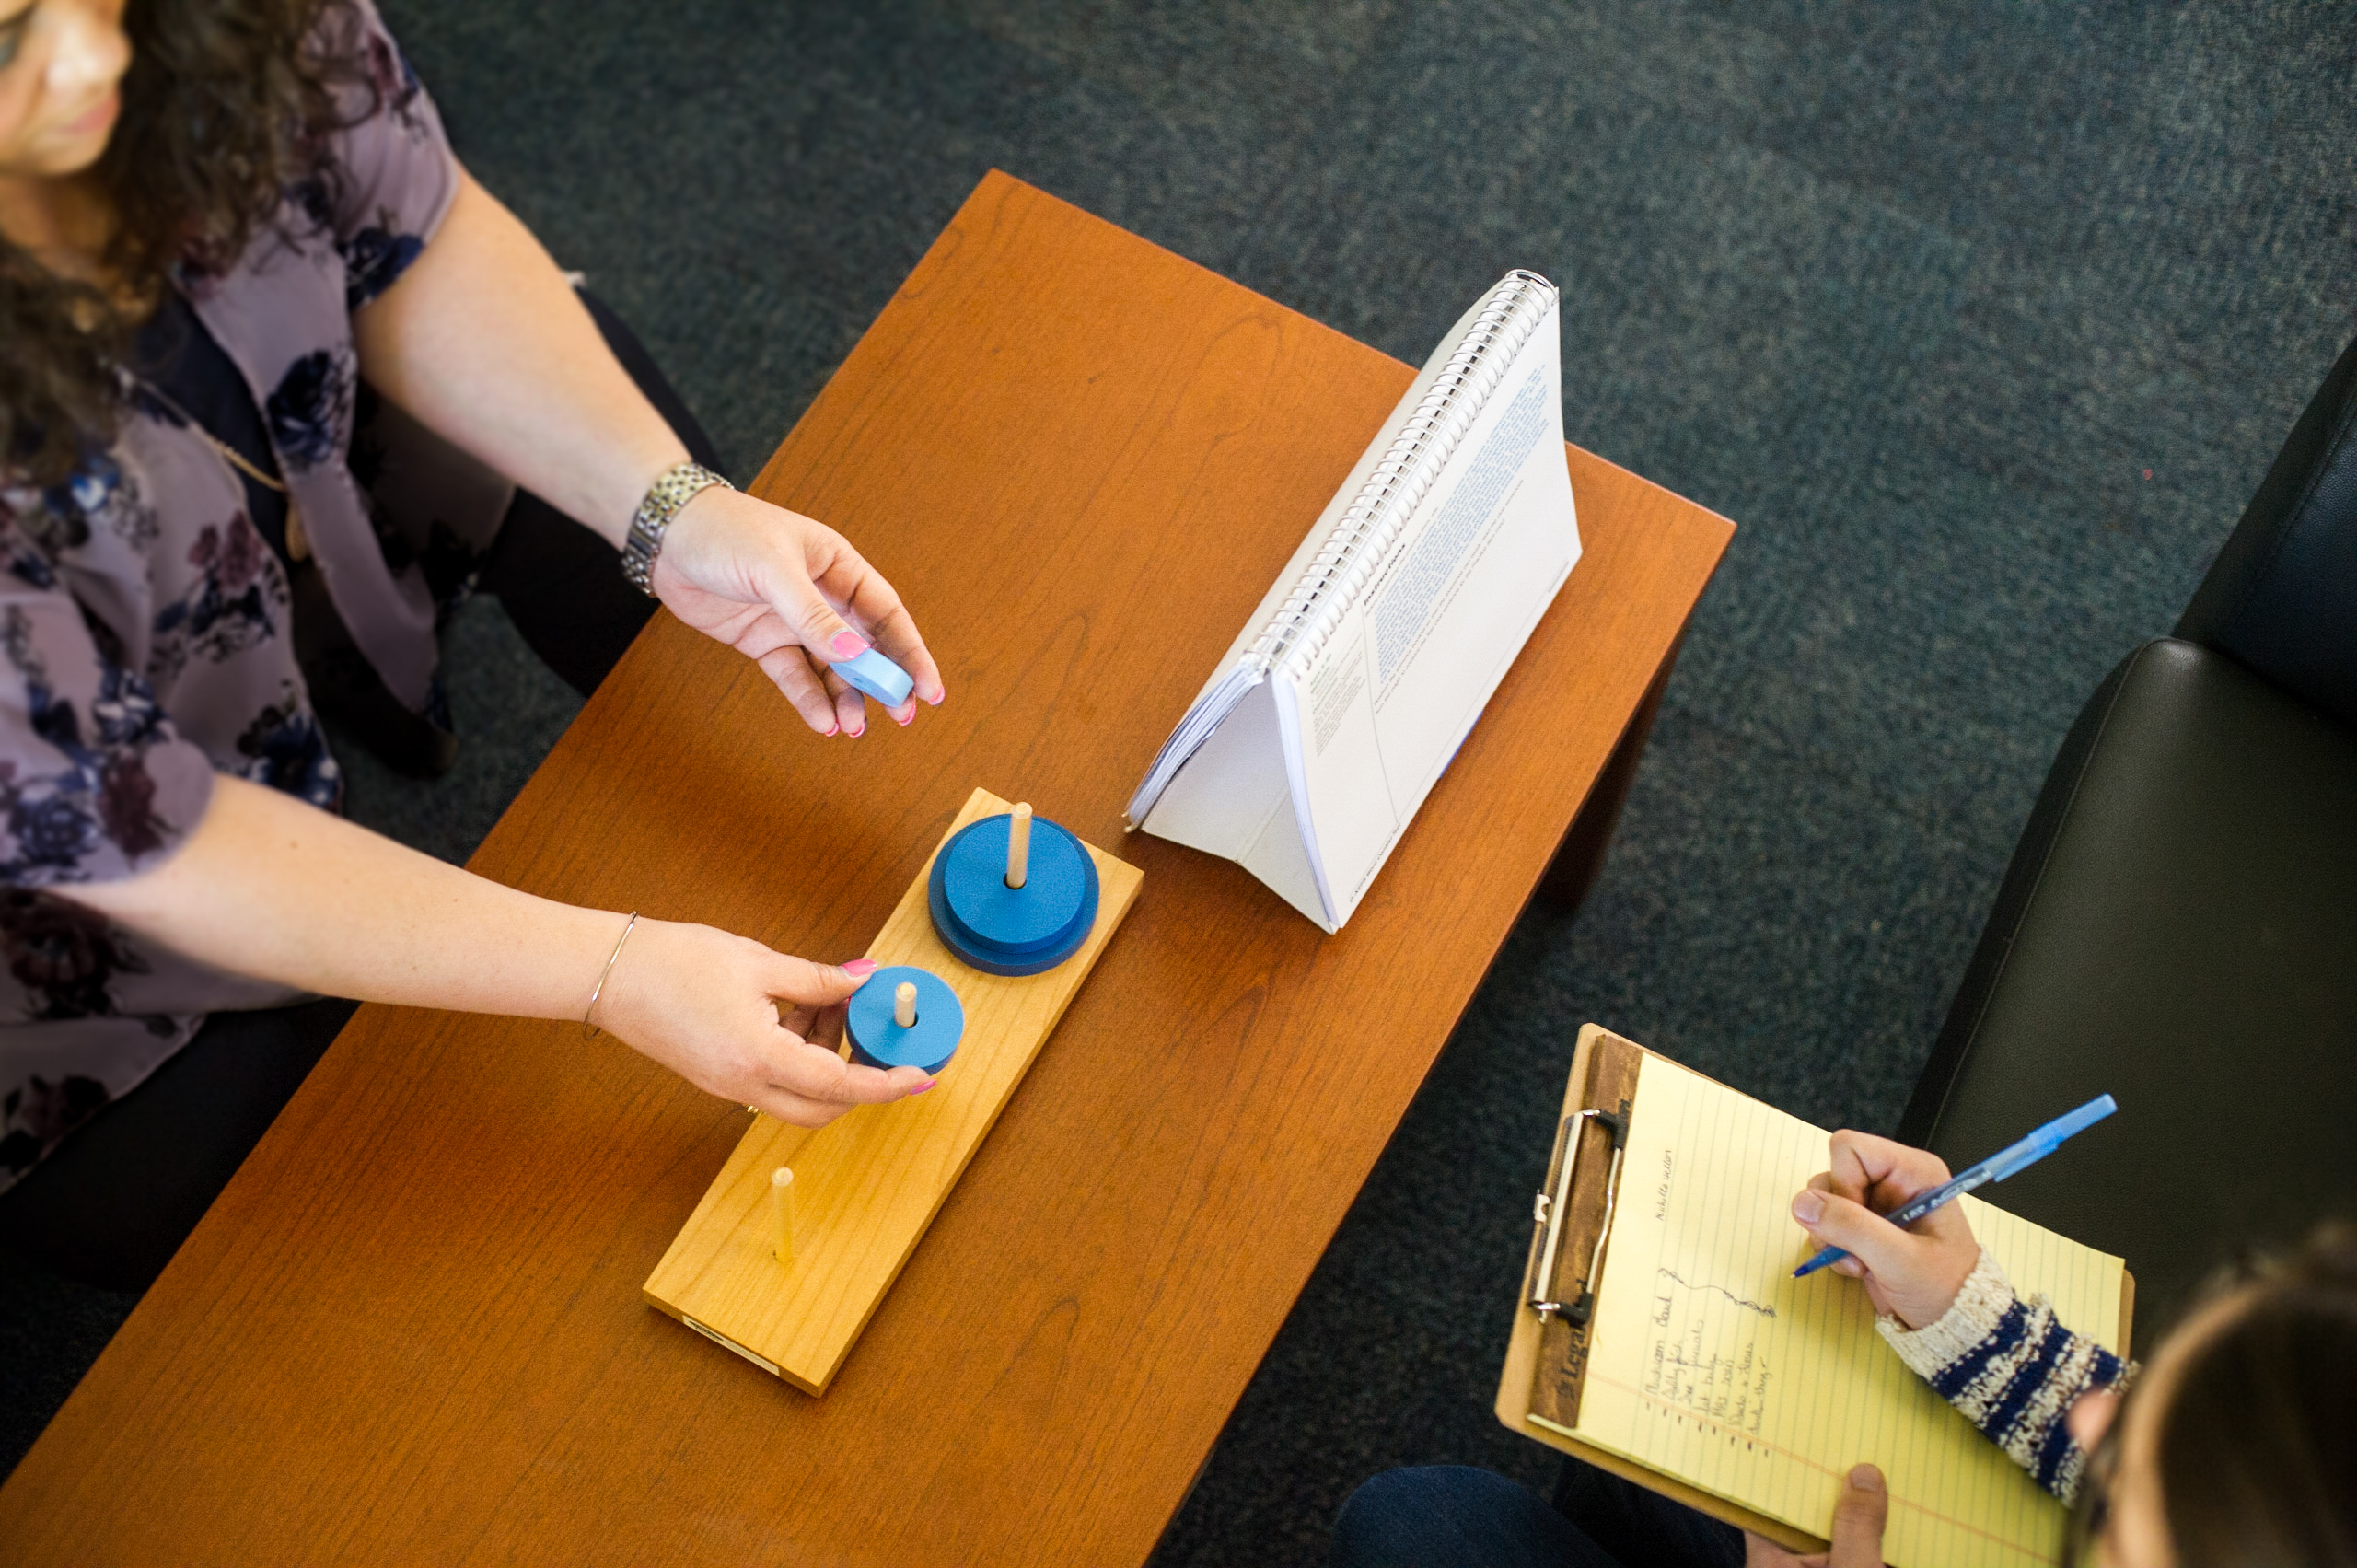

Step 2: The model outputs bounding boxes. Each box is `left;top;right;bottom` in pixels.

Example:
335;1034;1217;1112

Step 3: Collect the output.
652;485;946;736
1744;1464;1888;1568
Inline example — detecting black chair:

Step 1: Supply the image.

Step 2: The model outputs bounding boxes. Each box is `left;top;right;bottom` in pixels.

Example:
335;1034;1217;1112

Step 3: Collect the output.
1898;334;2357;1352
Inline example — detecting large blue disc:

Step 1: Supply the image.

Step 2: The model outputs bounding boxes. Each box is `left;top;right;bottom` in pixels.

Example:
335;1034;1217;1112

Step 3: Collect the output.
927;813;1099;976
844;965;964;1074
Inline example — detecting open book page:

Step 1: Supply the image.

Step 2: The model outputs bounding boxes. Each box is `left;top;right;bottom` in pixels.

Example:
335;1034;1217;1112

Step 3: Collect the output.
1557;1053;2123;1568
1141;278;1564;858
1131;677;1328;924
1131;280;1531;839
1271;305;1579;928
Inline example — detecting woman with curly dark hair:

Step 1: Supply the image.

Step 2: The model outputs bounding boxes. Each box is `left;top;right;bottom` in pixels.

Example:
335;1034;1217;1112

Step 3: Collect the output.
0;0;949;1289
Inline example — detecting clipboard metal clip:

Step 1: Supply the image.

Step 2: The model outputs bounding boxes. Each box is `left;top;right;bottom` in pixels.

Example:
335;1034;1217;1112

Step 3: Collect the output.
1529;1105;1628;1327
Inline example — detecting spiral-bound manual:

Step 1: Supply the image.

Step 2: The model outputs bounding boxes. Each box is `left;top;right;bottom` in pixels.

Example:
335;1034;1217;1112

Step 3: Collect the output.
1124;271;1580;932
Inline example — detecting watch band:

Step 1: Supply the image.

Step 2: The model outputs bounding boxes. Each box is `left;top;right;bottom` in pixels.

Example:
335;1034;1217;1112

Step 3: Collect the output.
621;461;733;595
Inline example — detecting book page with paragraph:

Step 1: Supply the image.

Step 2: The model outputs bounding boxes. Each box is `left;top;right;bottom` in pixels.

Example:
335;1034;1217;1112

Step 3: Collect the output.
1545;1053;2123;1568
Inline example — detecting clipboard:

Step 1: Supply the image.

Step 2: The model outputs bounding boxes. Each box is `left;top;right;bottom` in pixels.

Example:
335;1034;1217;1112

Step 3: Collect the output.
1492;1024;2138;1555
1491;1024;1819;1551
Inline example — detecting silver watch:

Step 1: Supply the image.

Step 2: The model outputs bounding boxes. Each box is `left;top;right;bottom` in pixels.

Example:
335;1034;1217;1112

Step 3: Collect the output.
621;461;733;595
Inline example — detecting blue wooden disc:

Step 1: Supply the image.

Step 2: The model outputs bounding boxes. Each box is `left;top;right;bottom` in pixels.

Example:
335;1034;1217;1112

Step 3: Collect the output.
927;813;1099;976
830;647;914;708
844;965;963;1074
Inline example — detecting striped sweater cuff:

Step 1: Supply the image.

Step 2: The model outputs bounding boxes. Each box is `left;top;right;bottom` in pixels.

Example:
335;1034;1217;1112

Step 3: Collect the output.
1875;1248;2133;1504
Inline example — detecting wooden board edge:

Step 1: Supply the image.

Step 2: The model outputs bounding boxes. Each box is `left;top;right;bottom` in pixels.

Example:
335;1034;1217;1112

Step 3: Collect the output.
2119;1269;2136;1355
641;1132;787;1301
643;784;1144;1394
640;1118;815;1329
1492;1023;1824;1555
639;1290;806;1388
795;855;1142;1394
1562;440;1741;544
1492;1025;1597;1429
640;786;1093;1306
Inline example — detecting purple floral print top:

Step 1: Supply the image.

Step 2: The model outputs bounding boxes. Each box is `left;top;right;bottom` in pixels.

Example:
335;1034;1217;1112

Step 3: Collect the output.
0;4;500;1192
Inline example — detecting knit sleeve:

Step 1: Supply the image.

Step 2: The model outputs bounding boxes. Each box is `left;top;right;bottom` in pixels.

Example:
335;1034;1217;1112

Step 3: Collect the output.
1876;1248;2134;1504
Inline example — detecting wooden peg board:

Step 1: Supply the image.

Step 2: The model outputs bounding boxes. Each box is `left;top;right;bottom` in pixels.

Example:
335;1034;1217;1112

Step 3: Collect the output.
642;786;1142;1395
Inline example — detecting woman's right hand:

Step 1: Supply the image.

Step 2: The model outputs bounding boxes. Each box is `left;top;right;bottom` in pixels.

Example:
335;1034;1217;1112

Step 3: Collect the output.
592;919;933;1125
1790;1132;1980;1330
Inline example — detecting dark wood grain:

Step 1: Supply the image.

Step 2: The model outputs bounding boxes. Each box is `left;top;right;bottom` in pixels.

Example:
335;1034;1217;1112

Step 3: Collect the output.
1529;1031;1645;1431
0;171;1732;1566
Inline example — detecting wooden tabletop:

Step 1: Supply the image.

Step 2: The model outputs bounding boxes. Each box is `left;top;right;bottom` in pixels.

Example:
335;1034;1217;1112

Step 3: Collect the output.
0;171;1732;1566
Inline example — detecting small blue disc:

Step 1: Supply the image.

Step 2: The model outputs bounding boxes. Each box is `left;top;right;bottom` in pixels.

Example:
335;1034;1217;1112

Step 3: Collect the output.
830;647;914;708
845;965;964;1074
927;813;1100;976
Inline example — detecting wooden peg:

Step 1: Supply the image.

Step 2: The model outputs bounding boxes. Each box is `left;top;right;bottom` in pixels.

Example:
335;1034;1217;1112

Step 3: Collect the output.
1005;802;1033;889
929;801;1097;975
847;966;964;1074
771;1167;796;1266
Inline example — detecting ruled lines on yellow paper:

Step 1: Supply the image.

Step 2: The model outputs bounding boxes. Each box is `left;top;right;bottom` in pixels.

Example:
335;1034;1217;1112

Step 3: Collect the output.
1563;1053;2124;1568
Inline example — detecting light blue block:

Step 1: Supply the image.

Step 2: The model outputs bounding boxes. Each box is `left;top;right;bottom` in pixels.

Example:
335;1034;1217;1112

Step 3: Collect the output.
830;646;914;708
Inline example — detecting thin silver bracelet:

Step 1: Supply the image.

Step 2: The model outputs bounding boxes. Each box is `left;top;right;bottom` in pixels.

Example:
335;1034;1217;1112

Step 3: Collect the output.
582;911;640;1040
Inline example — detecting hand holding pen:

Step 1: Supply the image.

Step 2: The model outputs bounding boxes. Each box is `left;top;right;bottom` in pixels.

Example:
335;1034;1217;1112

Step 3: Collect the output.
1788;1096;2116;1330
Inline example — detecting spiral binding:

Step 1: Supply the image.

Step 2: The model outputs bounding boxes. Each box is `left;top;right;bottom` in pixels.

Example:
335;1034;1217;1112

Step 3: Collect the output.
1247;269;1557;681
1123;268;1558;830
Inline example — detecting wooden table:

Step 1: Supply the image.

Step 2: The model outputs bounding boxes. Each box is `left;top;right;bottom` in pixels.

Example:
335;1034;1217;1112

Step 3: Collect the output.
0;172;1732;1565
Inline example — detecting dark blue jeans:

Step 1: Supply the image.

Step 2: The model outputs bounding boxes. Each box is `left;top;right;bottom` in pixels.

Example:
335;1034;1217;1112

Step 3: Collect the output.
1329;1459;1746;1568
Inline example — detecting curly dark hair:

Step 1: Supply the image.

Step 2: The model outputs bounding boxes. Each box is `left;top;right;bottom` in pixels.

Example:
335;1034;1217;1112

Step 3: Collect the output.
0;0;370;486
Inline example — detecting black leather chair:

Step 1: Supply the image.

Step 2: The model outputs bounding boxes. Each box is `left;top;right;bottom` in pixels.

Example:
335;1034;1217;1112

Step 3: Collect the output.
1898;334;2357;1353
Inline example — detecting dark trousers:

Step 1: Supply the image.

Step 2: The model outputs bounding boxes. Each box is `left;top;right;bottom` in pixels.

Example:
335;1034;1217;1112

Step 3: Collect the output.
1328;1461;1745;1568
0;998;360;1291
0;292;720;1294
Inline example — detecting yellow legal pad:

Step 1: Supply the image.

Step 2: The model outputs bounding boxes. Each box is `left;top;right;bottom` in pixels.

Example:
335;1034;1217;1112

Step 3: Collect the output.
1500;1030;2127;1568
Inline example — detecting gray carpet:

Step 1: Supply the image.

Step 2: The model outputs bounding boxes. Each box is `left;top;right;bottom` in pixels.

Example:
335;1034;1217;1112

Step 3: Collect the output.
4;2;2351;1562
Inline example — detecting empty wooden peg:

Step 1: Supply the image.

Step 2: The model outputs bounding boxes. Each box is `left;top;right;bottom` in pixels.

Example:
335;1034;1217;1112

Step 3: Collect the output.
893;981;918;1028
771;1167;796;1266
1006;802;1033;889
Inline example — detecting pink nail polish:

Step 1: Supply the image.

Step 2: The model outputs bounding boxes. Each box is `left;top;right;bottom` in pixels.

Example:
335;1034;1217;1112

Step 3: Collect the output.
842;958;877;977
830;630;869;658
894;704;915;726
908;1080;935;1096
844;724;865;738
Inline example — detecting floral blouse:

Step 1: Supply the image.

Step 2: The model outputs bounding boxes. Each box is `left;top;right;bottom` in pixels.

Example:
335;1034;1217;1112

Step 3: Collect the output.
0;4;504;1192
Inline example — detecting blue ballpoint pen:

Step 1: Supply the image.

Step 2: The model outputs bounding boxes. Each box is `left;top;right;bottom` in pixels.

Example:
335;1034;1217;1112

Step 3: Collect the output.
1792;1093;2119;1279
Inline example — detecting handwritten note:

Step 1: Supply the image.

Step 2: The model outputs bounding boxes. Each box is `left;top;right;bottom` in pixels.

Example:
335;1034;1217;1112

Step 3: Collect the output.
1559;1053;2124;1568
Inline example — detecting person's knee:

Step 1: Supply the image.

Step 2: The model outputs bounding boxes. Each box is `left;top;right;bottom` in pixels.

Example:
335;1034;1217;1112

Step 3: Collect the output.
1329;1466;1558;1568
